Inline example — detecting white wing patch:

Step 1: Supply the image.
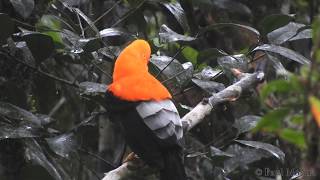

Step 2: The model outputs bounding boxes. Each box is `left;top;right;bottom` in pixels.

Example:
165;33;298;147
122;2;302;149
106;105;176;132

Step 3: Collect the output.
136;100;183;140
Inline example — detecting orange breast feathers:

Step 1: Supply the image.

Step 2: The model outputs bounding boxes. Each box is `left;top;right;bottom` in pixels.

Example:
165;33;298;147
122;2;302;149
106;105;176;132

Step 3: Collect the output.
108;40;172;101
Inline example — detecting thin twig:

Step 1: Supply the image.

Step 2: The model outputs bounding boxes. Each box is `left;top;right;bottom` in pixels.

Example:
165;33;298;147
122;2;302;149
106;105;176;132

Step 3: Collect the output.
78;148;116;169
111;0;146;27
76;10;85;38
0;51;79;88
156;46;186;78
85;0;122;31
92;60;113;80
161;68;188;84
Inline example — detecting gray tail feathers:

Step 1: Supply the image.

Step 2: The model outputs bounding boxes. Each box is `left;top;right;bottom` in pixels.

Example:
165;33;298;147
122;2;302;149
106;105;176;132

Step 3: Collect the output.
160;150;187;180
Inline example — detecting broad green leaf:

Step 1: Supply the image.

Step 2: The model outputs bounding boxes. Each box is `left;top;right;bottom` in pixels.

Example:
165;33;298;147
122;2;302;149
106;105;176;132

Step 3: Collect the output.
259;14;294;35
254;108;290;132
36;15;64;46
312;16;320;42
279;128;306;149
260;79;293;101
182;46;198;65
290;114;304;125
197;48;228;64
260;76;302;101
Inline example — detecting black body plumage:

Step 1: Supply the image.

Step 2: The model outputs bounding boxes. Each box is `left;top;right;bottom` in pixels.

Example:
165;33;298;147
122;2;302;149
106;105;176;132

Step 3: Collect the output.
105;92;186;180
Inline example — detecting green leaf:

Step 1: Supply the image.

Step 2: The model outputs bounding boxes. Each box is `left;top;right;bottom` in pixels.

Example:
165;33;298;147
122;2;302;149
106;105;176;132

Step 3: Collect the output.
260;79;292;101
197;48;228;64
37;15;62;31
312;16;320;42
279;128;306;149
254;108;290;132
259;14;294;35
260;76;302;101
182;46;198;65
0;13;15;44
290;115;304;125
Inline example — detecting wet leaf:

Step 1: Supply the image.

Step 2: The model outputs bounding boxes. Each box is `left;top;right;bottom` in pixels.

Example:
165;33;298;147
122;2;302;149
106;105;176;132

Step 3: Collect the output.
22;32;55;64
0;121;43;140
259;14;294;35
73;8;99;34
235;140;285;163
78;37;102;53
194;66;221;80
0;13;15;43
252;44;311;65
99;28;130;38
266;53;288;77
210;146;234;158
0;102;41;125
200;23;260;42
35;114;56;126
267;22;305;45
218;54;249;77
186;151;208;158
211;0;252;17
197;48;228;64
224;144;271;173
233;115;261;134
161;2;189;32
10;0;34;19
46;133;77;158
159;24;196;43
79;82;106;96
290;28;312;41
24;139;70;180
151;55;193;87
192;78;225;94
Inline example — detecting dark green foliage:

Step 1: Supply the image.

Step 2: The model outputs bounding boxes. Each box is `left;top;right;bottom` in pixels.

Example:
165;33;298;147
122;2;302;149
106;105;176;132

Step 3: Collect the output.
0;0;317;180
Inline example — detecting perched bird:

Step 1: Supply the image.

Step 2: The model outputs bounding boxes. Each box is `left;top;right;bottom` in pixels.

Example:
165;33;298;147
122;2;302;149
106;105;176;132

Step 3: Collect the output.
105;39;186;180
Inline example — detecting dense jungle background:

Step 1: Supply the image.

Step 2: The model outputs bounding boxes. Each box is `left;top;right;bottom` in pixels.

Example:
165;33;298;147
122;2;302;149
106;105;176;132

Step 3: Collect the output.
0;0;319;180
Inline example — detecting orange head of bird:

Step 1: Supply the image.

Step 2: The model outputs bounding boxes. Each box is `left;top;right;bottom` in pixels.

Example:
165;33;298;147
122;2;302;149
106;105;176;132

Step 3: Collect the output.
108;39;172;101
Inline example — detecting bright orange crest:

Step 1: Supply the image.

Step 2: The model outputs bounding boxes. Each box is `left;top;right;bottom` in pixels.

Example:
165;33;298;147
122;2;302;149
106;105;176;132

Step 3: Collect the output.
108;39;172;101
